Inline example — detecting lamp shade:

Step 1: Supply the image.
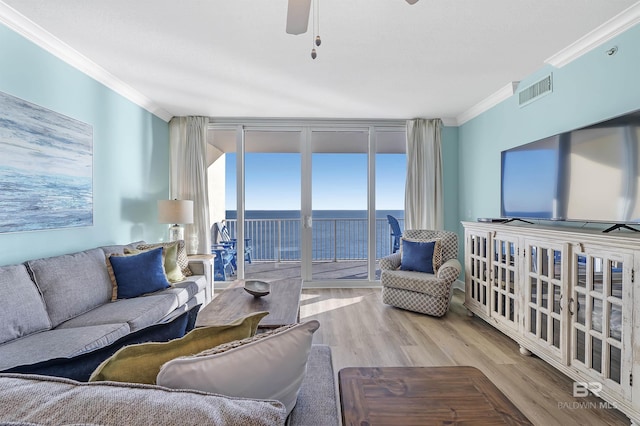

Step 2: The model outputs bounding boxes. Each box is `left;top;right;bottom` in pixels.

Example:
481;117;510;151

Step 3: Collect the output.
158;200;194;224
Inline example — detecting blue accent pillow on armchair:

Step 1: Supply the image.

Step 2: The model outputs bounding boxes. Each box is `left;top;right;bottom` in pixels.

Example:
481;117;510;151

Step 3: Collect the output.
400;239;436;273
109;247;170;299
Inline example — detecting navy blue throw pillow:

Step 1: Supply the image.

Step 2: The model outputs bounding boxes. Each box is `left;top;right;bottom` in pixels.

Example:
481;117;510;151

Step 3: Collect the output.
110;247;170;299
400;239;436;273
2;304;201;382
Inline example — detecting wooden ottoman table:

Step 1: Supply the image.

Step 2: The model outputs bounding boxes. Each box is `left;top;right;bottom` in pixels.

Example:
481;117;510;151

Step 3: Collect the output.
339;366;532;425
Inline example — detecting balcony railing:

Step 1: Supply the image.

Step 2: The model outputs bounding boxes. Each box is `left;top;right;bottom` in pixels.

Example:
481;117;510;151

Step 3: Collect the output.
226;217;403;262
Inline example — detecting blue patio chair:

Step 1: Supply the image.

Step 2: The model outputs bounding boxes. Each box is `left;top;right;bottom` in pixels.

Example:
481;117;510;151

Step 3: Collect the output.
210;225;235;281
214;221;253;267
387;215;403;254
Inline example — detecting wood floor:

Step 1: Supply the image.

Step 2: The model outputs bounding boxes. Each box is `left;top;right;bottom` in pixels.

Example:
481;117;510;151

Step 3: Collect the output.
298;287;629;426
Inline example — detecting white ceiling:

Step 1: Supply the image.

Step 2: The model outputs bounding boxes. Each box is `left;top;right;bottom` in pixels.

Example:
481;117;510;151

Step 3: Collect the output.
2;0;639;123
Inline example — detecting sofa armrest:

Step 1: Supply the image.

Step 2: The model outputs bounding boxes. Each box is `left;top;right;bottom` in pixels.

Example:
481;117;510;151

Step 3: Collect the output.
380;253;402;271
437;258;461;283
187;255;214;304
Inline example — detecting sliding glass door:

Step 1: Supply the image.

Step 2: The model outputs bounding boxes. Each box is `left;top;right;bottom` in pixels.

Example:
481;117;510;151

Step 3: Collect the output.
207;121;405;286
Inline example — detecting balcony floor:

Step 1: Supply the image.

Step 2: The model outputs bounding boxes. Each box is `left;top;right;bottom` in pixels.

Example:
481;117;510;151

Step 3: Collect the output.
220;260;381;283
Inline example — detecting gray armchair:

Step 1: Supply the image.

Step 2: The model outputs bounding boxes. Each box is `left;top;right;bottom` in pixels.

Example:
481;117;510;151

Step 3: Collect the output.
380;229;461;317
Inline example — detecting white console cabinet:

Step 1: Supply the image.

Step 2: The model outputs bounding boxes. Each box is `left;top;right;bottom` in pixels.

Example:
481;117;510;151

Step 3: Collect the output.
463;222;638;424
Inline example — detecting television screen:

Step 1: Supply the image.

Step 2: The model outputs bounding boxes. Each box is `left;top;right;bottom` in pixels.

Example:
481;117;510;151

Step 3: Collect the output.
501;110;640;224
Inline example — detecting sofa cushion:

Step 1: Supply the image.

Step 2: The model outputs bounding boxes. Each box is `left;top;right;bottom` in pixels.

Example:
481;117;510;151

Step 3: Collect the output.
2;305;200;382
108;247;170;299
157;320;320;415
0;264;51;345
153;276;206;307
0;323;130;371
26;248;113;327
381;269;450;297
56;294;179;332
0;374;286;426
89;311;269;384
137;240;192;277
286;345;338;426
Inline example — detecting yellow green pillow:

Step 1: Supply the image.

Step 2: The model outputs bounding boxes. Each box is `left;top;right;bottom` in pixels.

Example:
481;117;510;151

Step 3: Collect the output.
125;242;184;283
89;311;268;384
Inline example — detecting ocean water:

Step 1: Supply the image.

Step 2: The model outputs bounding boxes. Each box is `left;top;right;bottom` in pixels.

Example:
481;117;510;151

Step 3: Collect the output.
225;210;404;260
0;166;92;233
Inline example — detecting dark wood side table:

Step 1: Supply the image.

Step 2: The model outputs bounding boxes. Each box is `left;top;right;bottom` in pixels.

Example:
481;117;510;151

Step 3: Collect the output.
195;279;303;330
339;366;532;426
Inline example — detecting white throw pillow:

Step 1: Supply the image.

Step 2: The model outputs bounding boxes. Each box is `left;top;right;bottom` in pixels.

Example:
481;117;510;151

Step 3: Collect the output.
156;320;320;415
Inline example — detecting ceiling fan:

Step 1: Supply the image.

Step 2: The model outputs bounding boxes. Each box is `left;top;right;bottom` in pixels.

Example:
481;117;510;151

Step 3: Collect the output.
286;0;419;35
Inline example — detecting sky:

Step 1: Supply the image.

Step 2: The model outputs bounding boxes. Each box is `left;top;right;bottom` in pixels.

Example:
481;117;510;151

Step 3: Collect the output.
226;152;406;211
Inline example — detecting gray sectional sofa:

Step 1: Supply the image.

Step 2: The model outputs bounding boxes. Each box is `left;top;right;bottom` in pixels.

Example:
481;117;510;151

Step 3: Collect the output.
0;242;339;425
0;241;210;371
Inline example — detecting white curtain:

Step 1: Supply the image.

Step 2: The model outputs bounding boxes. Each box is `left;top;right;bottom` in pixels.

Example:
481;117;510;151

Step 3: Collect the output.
169;116;211;254
404;118;443;230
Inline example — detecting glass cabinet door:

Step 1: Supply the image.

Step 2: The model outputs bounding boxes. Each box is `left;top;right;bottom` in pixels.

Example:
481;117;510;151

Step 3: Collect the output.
570;248;632;401
465;231;490;315
490;234;519;330
524;240;566;361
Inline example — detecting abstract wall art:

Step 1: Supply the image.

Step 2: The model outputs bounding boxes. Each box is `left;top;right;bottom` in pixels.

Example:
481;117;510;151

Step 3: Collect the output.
0;90;93;233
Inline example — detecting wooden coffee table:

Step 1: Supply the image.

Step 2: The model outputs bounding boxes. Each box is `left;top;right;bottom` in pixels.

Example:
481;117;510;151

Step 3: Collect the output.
195;279;303;330
339;366;532;425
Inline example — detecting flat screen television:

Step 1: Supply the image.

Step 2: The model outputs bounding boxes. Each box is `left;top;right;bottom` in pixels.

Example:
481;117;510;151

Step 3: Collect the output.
501;109;640;225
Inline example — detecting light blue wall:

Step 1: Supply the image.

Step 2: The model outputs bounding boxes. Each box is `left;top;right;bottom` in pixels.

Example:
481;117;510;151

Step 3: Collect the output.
0;24;170;266
458;23;640;230
442;126;459;233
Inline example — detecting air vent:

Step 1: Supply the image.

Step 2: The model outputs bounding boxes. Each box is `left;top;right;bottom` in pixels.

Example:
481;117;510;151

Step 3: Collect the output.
519;74;553;107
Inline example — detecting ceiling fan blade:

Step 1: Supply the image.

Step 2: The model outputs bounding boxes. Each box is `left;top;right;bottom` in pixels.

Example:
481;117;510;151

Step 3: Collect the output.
406;0;419;4
286;0;312;35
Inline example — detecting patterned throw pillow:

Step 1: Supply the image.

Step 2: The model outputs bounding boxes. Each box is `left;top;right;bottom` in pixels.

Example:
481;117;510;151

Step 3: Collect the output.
125;242;185;284
137;241;192;277
157;320;320;415
399;238;443;273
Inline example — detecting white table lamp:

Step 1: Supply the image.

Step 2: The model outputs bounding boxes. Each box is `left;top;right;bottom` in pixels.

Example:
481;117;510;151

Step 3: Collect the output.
158;199;194;242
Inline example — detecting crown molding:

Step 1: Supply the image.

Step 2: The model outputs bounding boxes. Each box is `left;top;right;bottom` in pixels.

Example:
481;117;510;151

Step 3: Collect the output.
456;82;519;126
456;2;640;126
545;2;640;68
0;1;173;122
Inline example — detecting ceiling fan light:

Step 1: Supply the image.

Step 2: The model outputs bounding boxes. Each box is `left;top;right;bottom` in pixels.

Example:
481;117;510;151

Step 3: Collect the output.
315;35;321;46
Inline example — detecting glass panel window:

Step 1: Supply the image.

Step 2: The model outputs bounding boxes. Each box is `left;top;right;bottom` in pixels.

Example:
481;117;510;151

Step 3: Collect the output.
541;281;548;308
541;313;548;341
576;255;587;287
576;330;585;363
552;285;561;314
592;257;603;293
609;304;622;341
610;346;621;384
553;319;560;348
553;250;561;280
530;308;537;334
610;261;623;298
541;248;549;276
530;278;537;303
592;299;603;333
591;337;602;373
577;294;586;325
530;246;537;273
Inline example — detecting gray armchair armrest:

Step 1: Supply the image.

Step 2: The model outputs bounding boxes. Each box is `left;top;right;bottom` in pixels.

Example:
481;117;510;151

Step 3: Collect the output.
380;252;402;270
437;258;462;283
